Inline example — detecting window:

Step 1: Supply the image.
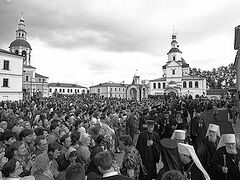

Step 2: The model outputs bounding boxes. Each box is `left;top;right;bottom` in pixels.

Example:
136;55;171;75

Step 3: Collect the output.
189;81;192;88
63;89;65;93
195;81;199;88
78;89;80;93
22;51;26;57
183;81;187;88
70;89;73;93
3;60;9;70
158;83;161;89
67;89;70;93
49;88;52;92
59;89;62;93
115;88;117;91
55;89;57;92
39;79;41;82
26;76;29;82
2;79;9;87
119;88;120;91
163;82;166;89
75;89;77;93
123;88;124;91
153;83;156;89
43;79;45;82
172;69;175;75
173;55;176;61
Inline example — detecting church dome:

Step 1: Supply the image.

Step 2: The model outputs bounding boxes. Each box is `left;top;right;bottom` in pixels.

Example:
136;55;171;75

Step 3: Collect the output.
9;39;31;49
167;47;182;54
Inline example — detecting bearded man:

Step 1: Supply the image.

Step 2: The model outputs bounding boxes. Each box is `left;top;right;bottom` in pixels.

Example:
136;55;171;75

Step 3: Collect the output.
197;124;220;179
211;134;240;180
136;120;161;180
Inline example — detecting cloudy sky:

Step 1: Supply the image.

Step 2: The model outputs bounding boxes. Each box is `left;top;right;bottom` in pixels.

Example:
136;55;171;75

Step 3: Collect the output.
0;0;239;87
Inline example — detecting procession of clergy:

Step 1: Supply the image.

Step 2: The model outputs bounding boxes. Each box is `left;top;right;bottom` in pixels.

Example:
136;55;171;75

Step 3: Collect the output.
137;105;240;180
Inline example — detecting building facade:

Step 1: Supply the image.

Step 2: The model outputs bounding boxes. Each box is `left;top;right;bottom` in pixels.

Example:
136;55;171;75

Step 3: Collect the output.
90;82;128;99
90;75;149;101
149;33;207;98
9;15;49;98
48;83;88;96
0;49;23;101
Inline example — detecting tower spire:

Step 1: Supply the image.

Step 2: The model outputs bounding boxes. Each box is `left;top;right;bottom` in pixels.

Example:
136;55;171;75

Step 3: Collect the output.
171;29;178;48
16;13;27;40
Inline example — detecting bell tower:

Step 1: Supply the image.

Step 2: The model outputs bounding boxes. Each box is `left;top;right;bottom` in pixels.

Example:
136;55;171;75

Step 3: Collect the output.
9;13;32;66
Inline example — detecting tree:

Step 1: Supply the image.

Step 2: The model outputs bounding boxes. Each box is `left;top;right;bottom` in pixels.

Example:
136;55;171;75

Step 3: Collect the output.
190;63;236;89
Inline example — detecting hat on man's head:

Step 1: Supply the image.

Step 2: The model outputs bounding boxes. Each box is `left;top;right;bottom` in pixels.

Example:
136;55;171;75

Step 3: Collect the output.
205;124;220;137
146;120;155;125
171;130;186;140
217;134;236;149
178;143;210;180
176;110;182;114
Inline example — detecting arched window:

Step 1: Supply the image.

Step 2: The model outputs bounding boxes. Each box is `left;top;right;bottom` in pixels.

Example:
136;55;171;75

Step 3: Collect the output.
22;51;26;57
183;81;187;88
195;81;199;88
15;50;19;55
163;82;166;89
189;81;192;88
153;83;156;89
158;82;161;89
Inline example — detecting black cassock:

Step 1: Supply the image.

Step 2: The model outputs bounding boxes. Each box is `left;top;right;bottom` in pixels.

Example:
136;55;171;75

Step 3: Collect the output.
211;146;240;180
197;136;219;179
190;116;206;151
181;160;205;180
136;130;161;180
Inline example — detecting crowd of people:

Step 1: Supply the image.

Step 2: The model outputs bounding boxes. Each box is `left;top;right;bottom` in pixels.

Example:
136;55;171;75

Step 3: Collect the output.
0;94;239;180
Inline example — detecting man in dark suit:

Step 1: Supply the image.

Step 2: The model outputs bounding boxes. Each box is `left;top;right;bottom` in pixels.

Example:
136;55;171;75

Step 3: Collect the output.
136;119;161;180
94;151;131;180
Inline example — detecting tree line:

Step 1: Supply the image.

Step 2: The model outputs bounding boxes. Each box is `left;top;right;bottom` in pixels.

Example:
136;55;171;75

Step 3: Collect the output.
189;63;236;89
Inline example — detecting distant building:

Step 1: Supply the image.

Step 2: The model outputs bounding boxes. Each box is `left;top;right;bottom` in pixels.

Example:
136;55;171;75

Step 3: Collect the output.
149;33;207;98
90;82;128;99
48;82;87;96
127;75;148;101
9;15;49;98
0;49;23;100
89;75;149;101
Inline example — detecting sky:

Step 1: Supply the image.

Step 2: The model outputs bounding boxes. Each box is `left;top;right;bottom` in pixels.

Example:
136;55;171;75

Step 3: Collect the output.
0;0;239;88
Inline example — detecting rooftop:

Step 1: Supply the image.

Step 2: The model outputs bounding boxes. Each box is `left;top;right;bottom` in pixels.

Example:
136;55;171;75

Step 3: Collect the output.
90;82;129;88
0;48;23;57
48;82;87;89
35;73;48;78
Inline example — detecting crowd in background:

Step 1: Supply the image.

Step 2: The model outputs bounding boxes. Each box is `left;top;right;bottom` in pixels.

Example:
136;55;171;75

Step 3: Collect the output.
0;94;239;180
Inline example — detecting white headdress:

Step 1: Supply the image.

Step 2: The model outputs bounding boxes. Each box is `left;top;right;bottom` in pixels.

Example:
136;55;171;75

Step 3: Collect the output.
178;143;210;180
171;130;186;140
205;123;220;137
217;134;236;149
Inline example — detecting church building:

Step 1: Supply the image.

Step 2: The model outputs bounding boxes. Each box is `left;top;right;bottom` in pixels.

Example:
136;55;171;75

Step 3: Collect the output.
149;33;207;98
89;74;148;101
0;49;24;100
9;15;48;98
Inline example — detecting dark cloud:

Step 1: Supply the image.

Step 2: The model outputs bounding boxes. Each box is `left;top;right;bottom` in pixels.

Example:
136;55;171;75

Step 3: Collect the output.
0;0;170;54
0;0;240;55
